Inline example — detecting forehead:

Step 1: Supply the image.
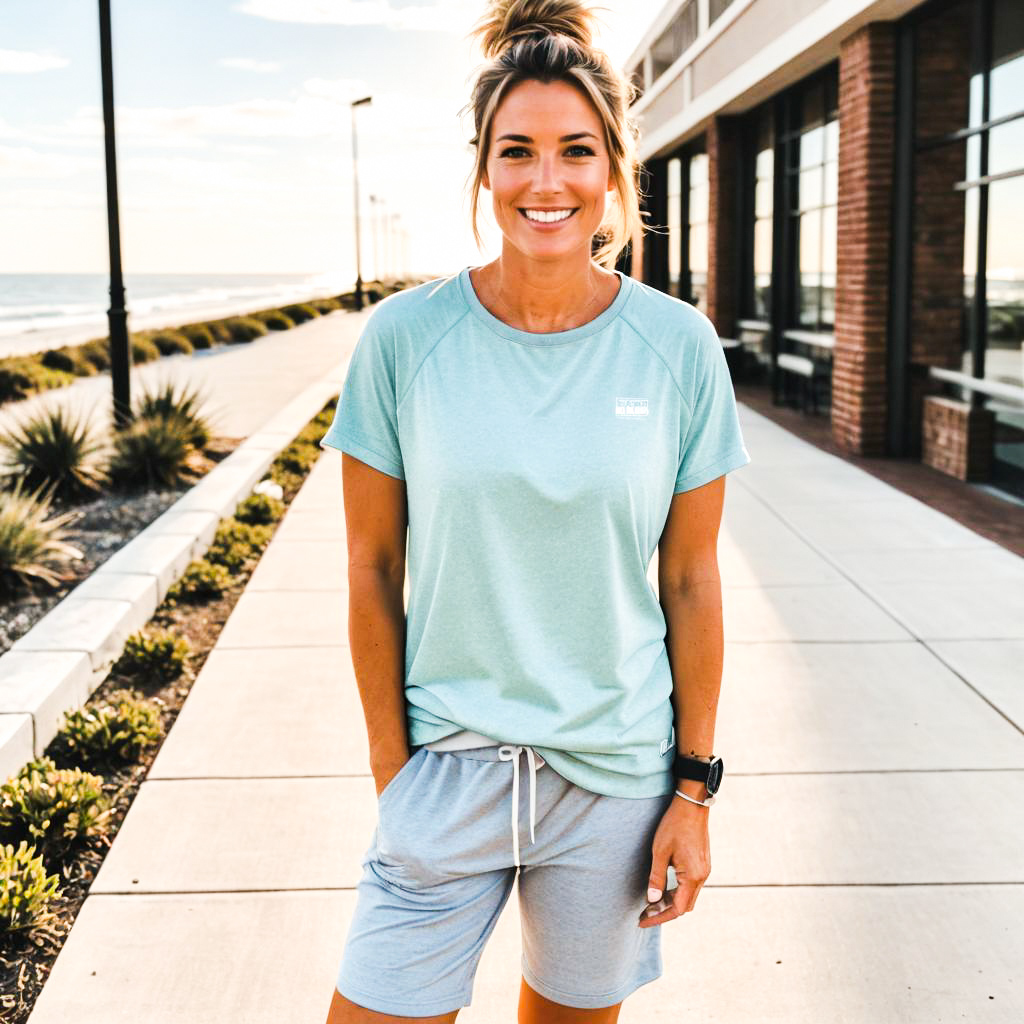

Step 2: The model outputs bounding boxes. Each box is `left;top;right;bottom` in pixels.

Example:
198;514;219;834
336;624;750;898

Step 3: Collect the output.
493;79;601;133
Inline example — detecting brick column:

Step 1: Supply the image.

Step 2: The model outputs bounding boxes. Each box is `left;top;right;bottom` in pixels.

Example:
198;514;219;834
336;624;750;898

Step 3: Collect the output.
833;23;896;456
907;0;973;454
706;115;742;339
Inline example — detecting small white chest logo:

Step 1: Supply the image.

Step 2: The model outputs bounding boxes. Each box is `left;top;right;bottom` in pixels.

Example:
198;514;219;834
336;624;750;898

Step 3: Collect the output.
615;397;649;418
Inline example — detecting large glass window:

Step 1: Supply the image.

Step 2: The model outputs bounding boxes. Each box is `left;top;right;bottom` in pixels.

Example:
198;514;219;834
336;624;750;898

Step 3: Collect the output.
650;1;699;80
742;102;775;321
688;151;709;312
667;157;682;299
783;72;838;333
664;141;707;311
913;0;1024;493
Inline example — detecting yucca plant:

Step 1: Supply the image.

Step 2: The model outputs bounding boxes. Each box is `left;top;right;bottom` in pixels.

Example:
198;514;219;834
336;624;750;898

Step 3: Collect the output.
108;414;195;490
132;379;214;450
0;479;83;595
0;402;110;504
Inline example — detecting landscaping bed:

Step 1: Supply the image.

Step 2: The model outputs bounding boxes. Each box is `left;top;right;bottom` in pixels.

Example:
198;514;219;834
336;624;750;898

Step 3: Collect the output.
0;397;337;1022
0;437;239;654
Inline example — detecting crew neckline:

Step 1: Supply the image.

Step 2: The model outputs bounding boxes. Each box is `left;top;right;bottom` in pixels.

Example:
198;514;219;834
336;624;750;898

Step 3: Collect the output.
458;265;634;346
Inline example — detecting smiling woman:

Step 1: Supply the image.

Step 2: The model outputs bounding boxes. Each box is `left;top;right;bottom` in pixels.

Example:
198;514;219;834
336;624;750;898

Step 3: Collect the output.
322;2;751;1022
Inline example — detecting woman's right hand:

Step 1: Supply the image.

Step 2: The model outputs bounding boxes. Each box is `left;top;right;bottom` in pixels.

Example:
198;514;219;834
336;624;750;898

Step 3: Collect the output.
373;756;410;798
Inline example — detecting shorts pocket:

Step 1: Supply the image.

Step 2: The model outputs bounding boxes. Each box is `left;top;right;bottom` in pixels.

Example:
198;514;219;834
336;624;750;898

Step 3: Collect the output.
377;746;426;811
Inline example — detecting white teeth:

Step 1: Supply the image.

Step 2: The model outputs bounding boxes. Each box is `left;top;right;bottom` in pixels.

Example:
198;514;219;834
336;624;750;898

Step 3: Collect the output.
523;208;574;223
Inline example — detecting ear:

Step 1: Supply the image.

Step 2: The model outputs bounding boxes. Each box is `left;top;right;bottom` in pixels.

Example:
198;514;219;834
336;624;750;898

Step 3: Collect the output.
482;166;490;191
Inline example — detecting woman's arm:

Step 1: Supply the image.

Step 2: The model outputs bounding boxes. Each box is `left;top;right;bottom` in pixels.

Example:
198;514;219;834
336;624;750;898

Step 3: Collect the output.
639;475;727;927
341;452;410;796
657;473;728;779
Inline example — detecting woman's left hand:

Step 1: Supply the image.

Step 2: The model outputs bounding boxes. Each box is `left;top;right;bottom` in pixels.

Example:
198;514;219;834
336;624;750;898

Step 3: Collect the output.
637;794;711;927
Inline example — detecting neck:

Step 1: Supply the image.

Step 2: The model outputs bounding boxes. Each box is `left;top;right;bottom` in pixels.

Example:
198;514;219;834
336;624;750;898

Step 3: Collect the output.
478;248;615;333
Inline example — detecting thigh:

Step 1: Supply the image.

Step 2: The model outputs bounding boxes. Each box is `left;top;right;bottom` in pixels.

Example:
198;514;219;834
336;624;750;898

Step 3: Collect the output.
337;748;518;1018
517;784;675;1010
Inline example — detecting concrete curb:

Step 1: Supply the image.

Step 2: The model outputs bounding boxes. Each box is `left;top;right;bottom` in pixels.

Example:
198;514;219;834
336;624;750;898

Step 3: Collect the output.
0;362;347;783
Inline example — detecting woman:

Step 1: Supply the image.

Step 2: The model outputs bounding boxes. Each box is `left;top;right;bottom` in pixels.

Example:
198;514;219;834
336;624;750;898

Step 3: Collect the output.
323;1;750;1021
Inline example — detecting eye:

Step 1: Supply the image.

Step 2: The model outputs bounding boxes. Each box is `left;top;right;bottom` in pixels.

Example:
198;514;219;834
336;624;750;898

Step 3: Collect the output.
567;145;595;156
499;146;529;158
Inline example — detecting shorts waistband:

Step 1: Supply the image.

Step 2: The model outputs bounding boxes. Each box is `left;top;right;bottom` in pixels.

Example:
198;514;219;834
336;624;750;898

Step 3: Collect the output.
423;744;544;762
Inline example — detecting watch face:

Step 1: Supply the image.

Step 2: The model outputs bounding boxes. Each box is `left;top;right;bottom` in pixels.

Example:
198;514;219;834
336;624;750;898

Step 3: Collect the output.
707;757;723;794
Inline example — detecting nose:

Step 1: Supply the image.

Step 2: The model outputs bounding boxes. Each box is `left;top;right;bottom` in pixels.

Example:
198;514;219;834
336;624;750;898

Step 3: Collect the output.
531;152;563;196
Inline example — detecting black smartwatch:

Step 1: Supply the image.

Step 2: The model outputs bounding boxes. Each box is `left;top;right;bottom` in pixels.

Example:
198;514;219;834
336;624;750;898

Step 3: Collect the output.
673;753;724;795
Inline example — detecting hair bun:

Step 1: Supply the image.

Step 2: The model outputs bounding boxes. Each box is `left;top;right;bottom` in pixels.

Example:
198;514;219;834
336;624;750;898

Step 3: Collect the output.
470;0;606;59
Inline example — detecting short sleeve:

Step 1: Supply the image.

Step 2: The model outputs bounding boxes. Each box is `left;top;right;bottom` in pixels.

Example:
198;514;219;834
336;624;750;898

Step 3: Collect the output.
674;319;751;493
319;312;405;480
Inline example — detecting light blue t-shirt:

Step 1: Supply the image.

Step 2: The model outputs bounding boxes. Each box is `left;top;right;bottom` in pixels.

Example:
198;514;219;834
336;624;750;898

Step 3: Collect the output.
320;266;751;798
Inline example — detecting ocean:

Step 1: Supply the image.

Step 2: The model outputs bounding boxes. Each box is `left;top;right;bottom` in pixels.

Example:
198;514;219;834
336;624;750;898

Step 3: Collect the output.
0;271;355;359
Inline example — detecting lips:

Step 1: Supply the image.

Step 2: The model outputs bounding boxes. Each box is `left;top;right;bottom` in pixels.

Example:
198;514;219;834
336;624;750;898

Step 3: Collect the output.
518;208;579;225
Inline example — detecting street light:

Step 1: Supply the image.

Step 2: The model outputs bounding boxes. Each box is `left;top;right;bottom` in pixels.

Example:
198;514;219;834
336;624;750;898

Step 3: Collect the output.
350;95;372;311
368;194;380;282
98;0;132;428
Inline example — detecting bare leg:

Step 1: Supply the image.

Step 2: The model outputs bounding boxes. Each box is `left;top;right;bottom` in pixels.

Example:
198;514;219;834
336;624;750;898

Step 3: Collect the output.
325;986;460;1023
517;975;623;1024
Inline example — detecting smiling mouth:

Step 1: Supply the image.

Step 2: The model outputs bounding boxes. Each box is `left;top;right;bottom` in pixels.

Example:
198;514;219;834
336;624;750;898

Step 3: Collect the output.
518;208;580;224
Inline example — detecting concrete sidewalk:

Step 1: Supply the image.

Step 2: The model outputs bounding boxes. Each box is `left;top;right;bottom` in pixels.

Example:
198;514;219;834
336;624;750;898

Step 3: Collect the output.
25;403;1024;1023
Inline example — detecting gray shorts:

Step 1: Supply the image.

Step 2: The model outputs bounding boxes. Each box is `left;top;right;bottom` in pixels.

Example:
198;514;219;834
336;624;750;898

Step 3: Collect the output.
337;743;676;1016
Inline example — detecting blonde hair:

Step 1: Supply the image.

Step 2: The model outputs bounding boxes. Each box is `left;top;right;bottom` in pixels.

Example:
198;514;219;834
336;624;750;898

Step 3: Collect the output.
460;0;644;271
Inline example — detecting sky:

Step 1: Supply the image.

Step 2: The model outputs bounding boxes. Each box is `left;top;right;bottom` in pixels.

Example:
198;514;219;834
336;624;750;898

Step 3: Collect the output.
0;0;663;279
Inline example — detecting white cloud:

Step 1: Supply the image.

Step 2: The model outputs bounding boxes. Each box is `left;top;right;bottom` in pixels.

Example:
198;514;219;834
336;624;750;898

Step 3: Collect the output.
219;57;282;73
0;145;99;179
0;49;70;74
233;0;477;32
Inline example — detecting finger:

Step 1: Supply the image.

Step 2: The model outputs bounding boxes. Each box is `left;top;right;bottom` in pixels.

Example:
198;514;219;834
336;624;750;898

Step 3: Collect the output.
646;851;671;905
685;879;705;914
637;903;680;928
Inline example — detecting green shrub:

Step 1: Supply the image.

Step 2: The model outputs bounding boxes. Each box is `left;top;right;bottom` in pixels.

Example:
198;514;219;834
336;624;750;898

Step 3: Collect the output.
0;840;61;934
59;688;162;766
166;559;234;601
77;338;112;372
132;379;213;450
151;330;194;357
0;403;109;504
108;414;194;490
130;335;161;363
180;324;214;350
253;309;295;331
114;628;190;683
0;359;73;404
205;320;233;344
311;297;342;314
235;492;284;525
274;440;318;475
0;757;112;851
0;479;83;595
40;348;75;374
206;518;272;572
224;317;268;343
280;302;320;324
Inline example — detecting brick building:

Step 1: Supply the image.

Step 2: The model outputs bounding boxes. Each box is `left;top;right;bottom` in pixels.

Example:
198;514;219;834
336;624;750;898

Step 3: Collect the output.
619;0;1024;502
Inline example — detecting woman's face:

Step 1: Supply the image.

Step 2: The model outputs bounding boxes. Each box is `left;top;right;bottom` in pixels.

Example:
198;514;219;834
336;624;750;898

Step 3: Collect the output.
482;78;614;262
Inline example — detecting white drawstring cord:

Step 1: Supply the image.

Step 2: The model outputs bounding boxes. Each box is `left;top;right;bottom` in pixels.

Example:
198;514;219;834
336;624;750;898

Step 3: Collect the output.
497;744;543;867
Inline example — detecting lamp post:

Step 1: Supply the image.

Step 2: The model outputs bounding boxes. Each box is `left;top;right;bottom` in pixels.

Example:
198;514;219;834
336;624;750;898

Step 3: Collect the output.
368;194;379;282
350;95;372;311
98;0;132;428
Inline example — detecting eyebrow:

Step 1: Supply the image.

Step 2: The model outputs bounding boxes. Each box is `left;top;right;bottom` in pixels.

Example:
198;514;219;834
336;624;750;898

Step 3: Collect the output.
495;132;599;143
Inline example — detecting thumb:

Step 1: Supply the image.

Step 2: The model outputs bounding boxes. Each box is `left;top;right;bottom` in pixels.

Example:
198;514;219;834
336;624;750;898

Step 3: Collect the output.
647;858;669;903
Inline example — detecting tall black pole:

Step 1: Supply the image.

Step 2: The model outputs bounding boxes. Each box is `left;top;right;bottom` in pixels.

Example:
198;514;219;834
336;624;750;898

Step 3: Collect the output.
350;96;371;311
98;0;132;428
